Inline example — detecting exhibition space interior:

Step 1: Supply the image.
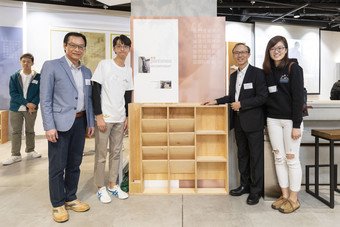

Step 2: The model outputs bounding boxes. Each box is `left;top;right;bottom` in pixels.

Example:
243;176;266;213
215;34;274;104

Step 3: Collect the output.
0;0;340;226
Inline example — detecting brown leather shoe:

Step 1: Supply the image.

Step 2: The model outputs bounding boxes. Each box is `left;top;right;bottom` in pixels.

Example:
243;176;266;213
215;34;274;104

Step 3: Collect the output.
278;199;300;214
271;196;288;210
52;205;69;223
65;199;90;212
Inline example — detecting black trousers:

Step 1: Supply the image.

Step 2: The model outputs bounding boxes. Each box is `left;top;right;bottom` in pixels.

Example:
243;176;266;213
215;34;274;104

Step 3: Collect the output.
234;114;264;195
48;116;86;207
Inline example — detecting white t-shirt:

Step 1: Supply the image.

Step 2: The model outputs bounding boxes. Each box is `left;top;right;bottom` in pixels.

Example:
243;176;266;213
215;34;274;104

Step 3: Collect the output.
18;70;34;111
91;59;133;123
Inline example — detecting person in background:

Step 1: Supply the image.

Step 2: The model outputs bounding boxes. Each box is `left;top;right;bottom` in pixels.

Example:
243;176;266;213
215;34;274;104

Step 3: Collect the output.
40;32;95;223
203;43;268;205
330;79;340;100
263;35;304;214
2;53;41;166
92;34;133;203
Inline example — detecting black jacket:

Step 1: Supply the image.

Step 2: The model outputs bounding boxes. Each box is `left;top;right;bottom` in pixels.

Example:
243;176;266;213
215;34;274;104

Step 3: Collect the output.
330;80;340;100
216;64;268;132
265;62;304;128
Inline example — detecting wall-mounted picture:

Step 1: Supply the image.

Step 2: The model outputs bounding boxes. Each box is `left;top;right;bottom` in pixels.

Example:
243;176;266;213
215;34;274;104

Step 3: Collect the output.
138;56;151;73
160;80;172;89
50;29;105;73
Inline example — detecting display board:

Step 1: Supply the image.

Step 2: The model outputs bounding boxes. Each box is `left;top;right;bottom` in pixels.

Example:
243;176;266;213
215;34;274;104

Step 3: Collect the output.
0;26;22;110
132;17;226;103
254;22;320;94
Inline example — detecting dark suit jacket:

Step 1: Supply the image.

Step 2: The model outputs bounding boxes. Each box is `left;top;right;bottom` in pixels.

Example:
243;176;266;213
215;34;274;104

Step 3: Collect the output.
216;64;268;132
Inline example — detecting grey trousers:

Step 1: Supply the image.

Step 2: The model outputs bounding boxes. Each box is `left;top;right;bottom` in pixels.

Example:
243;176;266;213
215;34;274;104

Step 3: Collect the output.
10;110;37;156
94;122;124;187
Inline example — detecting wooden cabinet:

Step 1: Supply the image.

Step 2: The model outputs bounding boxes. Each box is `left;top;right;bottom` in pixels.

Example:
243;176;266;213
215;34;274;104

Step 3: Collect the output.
0;110;9;144
129;103;228;194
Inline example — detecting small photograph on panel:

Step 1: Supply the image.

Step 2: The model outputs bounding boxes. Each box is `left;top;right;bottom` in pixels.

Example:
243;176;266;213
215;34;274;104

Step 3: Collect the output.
160;80;172;89
138;56;151;73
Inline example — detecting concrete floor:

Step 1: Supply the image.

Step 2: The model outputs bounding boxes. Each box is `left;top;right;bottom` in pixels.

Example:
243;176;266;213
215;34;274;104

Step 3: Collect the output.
0;137;339;227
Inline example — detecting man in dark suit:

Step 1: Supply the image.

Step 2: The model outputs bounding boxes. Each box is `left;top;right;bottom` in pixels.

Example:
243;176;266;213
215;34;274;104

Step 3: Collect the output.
40;32;95;222
204;43;268;205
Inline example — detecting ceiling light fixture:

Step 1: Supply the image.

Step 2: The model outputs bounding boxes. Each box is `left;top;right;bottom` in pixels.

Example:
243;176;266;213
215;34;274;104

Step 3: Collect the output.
294;12;300;18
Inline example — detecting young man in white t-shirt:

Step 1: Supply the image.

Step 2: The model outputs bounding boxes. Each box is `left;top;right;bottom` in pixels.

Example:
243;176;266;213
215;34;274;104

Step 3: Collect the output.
91;35;133;203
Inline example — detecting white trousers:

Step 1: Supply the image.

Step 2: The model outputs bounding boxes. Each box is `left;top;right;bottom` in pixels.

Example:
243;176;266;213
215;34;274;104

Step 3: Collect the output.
267;117;303;192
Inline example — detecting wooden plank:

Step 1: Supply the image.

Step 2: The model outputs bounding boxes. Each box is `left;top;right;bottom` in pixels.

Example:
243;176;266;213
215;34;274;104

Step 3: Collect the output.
169;160;195;174
0;110;9;144
169;107;194;118
142;119;167;132
196;134;227;157
129;104;142;193
142;146;168;160
169;119;195;132
169;132;195;146
169;146;195;159
195;106;227;131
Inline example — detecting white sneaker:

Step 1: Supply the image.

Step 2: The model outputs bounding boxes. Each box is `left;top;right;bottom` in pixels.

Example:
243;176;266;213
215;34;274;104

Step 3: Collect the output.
97;186;111;204
27;151;42;159
107;185;129;200
2;156;22;166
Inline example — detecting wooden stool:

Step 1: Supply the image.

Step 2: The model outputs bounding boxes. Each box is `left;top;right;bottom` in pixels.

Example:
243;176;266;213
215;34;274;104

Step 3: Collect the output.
306;129;340;208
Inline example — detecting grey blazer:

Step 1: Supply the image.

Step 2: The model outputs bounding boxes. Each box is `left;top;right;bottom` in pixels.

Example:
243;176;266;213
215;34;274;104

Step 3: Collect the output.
40;56;94;132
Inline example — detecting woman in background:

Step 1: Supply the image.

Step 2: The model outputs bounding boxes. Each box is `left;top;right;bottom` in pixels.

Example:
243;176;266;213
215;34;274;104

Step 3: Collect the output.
263;36;304;214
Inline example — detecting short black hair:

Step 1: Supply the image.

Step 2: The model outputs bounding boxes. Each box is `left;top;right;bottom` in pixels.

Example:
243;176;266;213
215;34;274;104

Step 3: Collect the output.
232;43;250;53
112;34;131;47
20;53;34;63
63;32;87;47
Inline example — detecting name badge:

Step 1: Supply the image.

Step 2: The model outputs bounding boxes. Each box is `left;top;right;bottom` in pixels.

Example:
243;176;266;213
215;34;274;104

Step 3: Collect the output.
85;79;91;85
31;80;38;84
243;83;253;89
268;85;277;93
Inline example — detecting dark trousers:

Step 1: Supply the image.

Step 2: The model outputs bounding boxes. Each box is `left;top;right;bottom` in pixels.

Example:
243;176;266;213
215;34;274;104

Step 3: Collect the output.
48;117;86;207
234;115;264;195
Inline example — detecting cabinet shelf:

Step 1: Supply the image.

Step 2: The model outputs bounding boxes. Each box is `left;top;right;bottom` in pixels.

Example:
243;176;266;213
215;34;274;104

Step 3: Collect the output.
169;132;195;146
142;146;167;160
142;107;167;119
142;133;167;146
197;156;227;162
169;146;195;159
142;119;167;132
196;130;226;135
129;103;228;194
169;119;194;132
169;107;194;119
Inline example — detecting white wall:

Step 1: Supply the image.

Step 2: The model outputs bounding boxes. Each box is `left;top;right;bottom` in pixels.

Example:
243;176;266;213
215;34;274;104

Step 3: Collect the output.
0;1;22;27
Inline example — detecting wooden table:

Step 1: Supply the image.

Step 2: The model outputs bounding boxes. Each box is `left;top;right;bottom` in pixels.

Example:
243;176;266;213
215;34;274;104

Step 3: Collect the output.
306;129;340;208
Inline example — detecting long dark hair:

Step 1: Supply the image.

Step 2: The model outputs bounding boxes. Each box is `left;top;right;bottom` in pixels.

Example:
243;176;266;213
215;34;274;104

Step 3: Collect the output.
262;35;289;75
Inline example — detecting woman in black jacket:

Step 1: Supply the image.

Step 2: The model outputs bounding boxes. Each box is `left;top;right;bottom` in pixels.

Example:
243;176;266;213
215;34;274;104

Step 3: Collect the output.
263;36;304;214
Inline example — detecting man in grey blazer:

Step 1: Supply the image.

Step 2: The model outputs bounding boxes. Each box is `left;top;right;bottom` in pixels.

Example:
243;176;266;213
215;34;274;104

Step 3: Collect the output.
40;32;94;223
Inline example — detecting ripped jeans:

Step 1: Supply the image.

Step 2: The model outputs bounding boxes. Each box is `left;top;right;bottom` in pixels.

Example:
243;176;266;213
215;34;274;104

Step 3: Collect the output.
267;117;303;192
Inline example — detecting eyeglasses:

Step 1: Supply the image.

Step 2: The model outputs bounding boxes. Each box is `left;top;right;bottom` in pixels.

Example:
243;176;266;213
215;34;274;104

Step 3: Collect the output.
233;51;249;55
270;46;286;52
115;45;130;50
67;43;86;51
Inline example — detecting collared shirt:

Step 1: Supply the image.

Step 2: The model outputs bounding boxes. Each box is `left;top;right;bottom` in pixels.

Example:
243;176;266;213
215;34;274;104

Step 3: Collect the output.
18;70;34;111
65;56;85;112
235;63;249;102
